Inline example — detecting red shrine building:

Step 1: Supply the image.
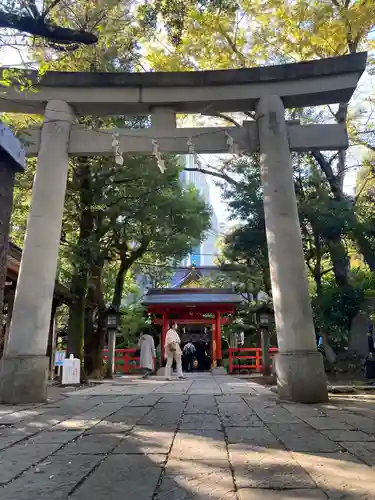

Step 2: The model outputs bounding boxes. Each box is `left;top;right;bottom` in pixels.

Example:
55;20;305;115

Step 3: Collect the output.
143;267;242;368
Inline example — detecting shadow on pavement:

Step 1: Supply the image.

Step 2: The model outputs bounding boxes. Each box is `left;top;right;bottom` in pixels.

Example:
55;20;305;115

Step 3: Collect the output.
0;378;375;499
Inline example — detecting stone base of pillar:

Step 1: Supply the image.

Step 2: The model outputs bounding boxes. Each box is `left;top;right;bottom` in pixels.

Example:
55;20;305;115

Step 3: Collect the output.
216;358;222;367
0;355;49;404
275;351;328;403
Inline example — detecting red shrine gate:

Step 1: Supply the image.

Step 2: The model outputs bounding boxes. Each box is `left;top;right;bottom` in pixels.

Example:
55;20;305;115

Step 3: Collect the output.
143;288;242;367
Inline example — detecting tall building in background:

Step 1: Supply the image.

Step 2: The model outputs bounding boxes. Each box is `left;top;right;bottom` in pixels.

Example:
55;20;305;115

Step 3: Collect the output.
180;155;220;267
127;156;222;300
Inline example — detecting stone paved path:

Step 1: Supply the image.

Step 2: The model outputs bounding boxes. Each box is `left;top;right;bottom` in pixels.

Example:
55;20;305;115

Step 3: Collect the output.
1;373;375;499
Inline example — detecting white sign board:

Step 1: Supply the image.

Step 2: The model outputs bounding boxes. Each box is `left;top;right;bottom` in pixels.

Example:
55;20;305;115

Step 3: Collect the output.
55;351;66;367
62;354;80;385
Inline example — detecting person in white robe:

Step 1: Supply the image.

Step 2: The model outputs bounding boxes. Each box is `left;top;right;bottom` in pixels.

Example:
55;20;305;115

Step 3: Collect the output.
138;328;156;377
165;323;185;380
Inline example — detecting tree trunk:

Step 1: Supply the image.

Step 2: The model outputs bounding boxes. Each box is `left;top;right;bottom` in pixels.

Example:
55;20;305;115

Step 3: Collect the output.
112;259;128;310
67;269;88;359
311;149;375;272
67;159;93;361
313;232;323;297
351;227;375;271
327;236;350;288
84;261;106;378
111;241;150;308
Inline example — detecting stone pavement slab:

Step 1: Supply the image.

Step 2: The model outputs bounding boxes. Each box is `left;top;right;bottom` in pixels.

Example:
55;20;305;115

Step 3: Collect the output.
158;395;189;403
0;442;63;484
237;490;327;500
28;430;83;444
323;410;375;433
221;411;263;427
106;406;150;422
1;373;375;500
0;435;28;451
157;459;236;499
185;396;217;414
293;451;375;499
268;423;342;452
180;413;222;430
226;426;283;448
280;403;326;419
56;433;122;454
0;454;103;500
170;429;227;460
69;454;162;500
51;417;101;431
339;441;375;466
138;407;184;427
300;416;355;430
229;444;315;490
216;395;245;403
320;428;375;442
245;402;302;424
113;427;174;454
84;420;133;434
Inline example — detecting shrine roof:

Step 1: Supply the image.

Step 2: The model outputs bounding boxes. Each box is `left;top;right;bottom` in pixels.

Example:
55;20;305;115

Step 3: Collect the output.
0;53;367;115
143;288;243;305
6;241;71;301
171;266;221;288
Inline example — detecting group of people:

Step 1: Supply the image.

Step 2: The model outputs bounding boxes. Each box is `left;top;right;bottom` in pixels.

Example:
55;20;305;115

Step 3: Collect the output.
182;339;210;372
138;322;210;380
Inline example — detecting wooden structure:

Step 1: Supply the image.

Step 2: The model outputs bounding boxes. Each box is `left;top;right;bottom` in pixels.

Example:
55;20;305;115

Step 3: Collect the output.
144;287;242;367
104;348;140;374
228;347;279;374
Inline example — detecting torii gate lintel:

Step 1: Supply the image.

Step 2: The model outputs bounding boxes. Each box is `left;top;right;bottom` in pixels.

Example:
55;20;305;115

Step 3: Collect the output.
0;53;367;405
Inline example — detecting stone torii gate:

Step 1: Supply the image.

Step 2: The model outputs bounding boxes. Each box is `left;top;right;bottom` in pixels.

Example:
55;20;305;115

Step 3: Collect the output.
0;52;367;404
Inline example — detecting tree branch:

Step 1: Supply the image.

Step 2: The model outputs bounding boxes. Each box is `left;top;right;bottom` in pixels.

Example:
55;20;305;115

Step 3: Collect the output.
0;11;98;45
184;167;238;186
202;112;241;128
311;150;343;199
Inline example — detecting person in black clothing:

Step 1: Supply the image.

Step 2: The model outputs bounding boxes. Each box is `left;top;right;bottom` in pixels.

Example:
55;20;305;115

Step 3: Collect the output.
193;341;204;371
364;323;375;379
367;324;375;353
182;340;196;372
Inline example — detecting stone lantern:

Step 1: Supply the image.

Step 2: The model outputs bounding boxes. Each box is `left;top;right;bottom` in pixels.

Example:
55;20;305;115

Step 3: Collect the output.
105;306;120;378
256;303;274;376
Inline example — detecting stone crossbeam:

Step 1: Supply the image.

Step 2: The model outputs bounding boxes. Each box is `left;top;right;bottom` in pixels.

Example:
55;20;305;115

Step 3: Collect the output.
23;122;348;156
0;53;367;115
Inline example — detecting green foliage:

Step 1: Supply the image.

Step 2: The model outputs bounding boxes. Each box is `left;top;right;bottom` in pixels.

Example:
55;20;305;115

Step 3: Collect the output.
117;303;148;348
312;282;361;349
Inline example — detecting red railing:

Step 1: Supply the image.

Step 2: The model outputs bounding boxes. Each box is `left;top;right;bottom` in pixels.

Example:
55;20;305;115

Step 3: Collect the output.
103;348;140;374
228;347;278;374
103;348;157;374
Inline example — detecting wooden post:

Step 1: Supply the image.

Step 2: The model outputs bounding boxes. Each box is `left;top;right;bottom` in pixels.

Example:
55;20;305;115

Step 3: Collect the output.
162;311;168;364
261;328;271;376
211;324;217;367
229;348;233;374
3;291;15;354
46;298;59;380
106;331;116;378
215;311;222;367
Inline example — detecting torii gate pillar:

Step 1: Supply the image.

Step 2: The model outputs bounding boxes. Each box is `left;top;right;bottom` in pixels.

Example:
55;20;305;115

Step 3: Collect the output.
256;95;328;403
0;100;74;404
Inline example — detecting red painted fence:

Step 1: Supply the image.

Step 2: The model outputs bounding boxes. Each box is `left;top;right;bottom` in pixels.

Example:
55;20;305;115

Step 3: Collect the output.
103;347;277;375
228;347;278;374
103;349;157;374
103;348;140;374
